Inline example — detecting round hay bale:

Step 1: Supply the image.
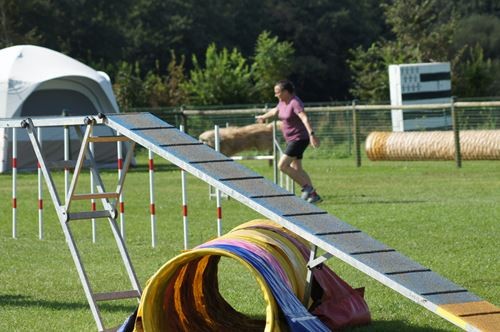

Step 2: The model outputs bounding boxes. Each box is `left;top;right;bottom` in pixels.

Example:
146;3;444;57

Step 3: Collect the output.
365;130;500;161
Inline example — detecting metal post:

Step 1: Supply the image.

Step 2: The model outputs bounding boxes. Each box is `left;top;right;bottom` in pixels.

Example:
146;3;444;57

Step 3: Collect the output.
148;149;156;248
352;100;361;167
272;121;278;184
12;128;17;239
117;133;126;239
451;97;462;168
214;125;222;237
62;111;71;198
180;125;189;250
37;127;44;240
180;106;187;134
90;142;97;243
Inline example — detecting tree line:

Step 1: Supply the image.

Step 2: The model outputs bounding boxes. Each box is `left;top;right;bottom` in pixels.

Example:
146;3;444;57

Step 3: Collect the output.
2;0;500;109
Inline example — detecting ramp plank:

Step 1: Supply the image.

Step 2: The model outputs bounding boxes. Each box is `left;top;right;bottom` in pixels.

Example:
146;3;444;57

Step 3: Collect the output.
102;112;498;332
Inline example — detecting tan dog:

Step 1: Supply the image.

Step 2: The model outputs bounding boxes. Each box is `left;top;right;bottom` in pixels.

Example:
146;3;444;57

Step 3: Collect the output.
199;122;279;156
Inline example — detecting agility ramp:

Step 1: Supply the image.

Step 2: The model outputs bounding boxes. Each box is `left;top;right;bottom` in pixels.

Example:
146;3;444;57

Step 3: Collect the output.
3;112;498;331
366;130;500;161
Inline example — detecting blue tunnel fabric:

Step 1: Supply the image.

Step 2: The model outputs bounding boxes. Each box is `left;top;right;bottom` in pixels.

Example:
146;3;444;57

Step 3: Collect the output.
207;243;330;332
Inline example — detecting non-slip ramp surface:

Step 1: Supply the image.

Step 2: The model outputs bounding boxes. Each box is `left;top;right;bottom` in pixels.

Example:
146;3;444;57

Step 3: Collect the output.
104;112;498;331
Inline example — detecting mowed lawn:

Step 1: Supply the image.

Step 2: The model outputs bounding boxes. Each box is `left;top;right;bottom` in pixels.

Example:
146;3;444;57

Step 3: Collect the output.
0;151;498;331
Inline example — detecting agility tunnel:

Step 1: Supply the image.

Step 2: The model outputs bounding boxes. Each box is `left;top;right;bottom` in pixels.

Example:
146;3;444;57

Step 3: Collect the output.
365;130;500;161
127;220;371;331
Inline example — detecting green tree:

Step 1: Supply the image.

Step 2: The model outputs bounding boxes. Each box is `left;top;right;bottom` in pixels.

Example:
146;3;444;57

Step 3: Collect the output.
251;31;294;103
348;0;465;101
453;14;500;60
382;0;457;61
453;44;500;98
142;52;187;107
348;41;422;101
181;44;253;105
113;61;145;110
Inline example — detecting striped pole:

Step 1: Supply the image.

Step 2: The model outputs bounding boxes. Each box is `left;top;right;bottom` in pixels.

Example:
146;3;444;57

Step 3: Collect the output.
90;141;97;243
37;127;44;240
148;149;156;248
64;124;70;198
12;128;17;239
117;133;125;240
180;125;189;249
214;125;222;237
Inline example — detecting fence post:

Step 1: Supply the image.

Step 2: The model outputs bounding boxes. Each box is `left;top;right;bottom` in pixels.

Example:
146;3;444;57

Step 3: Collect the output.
451;97;462;168
180;106;188;134
352;100;361;167
272;120;278;184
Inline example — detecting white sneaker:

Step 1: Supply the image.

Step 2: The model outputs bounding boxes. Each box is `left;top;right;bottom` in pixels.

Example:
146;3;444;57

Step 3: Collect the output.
301;186;313;200
307;193;323;204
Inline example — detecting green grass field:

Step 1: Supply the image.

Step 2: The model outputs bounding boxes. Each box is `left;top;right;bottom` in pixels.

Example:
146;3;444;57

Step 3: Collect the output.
0;151;498;331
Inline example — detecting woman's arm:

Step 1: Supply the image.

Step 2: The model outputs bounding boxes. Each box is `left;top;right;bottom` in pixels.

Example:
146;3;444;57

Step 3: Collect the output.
297;111;320;148
255;107;278;123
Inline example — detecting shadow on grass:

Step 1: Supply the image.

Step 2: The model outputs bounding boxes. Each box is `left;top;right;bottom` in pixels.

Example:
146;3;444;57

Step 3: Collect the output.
97;163;180;174
0;294;136;313
1;294;452;331
347;320;451;331
328;194;427;205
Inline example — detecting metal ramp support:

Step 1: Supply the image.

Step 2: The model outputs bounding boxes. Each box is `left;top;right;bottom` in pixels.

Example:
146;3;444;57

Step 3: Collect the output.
21;117;141;332
101;112;498;332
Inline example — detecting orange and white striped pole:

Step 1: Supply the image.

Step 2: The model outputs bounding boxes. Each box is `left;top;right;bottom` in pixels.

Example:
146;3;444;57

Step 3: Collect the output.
63;124;70;199
117;133;125;240
148;149;156;248
90;141;97;243
214;125;222;236
12;128;17;239
37;127;44;240
180;125;189;249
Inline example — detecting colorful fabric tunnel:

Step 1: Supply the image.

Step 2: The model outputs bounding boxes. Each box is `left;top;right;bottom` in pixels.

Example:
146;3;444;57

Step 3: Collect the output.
130;219;371;331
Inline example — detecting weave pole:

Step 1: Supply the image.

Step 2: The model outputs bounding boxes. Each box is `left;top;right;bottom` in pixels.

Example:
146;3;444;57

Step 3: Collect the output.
90;141;97;243
180;125;189;250
11;128;17;239
117;133;126;239
214;125;222;237
64;124;70;197
148;149;156;248
37;127;44;240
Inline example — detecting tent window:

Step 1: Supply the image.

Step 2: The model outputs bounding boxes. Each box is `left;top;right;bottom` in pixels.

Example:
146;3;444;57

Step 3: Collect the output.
21;89;98;116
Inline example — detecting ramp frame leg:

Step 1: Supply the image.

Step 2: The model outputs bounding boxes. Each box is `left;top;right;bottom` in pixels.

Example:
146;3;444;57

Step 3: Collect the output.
303;244;332;306
23;117;141;332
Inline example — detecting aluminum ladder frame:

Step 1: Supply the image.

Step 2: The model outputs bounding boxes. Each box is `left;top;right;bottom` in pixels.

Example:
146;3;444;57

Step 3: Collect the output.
21;116;141;332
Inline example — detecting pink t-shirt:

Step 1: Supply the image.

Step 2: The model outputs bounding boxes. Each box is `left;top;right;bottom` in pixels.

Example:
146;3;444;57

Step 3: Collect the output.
277;96;308;142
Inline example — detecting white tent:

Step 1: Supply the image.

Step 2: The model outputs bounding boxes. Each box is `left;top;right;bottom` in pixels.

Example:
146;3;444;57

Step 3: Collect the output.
0;45;126;172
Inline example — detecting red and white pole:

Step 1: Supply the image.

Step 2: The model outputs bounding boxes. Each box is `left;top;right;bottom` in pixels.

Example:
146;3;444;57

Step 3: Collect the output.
214;125;222;236
12;128;17;239
148;149;156;248
90;141;97;243
180;125;189;249
37;127;44;240
64;124;70;199
117;133;125;240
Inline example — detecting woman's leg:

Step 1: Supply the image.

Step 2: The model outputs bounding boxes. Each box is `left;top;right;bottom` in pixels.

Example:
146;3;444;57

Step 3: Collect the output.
278;154;311;187
290;158;313;188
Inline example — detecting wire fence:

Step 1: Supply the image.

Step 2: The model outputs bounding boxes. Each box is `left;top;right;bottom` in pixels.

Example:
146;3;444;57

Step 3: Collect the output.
130;100;500;166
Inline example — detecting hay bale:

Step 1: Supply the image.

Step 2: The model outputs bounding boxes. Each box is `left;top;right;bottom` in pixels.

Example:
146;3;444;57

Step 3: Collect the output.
365;130;500;161
199;122;278;156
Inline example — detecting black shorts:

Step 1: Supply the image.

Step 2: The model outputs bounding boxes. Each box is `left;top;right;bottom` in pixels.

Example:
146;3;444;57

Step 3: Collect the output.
284;139;310;159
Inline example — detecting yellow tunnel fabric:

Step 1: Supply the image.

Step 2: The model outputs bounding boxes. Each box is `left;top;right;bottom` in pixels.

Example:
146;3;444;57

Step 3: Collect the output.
132;219;371;331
